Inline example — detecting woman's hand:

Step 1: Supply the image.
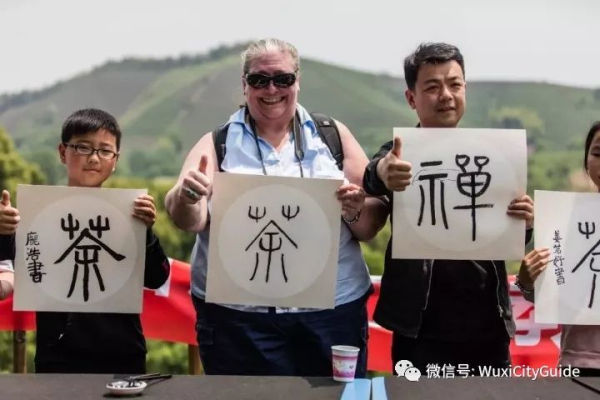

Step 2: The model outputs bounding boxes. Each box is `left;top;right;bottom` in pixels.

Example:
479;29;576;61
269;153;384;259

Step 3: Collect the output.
336;183;365;223
178;155;211;204
518;248;551;289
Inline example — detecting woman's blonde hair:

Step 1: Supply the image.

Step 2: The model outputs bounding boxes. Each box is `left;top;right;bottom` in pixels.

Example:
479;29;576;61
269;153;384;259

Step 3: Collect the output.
241;39;299;74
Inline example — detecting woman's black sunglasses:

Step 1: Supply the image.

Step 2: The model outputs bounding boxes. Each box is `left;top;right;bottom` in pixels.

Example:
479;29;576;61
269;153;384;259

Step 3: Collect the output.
245;72;297;89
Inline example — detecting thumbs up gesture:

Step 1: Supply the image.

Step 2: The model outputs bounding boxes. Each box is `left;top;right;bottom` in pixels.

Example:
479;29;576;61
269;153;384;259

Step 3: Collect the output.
0;190;20;235
376;136;413;192
180;155;212;204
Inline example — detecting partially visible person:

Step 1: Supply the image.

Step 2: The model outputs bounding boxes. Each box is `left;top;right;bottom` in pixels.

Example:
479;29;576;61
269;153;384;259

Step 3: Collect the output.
517;121;600;377
0;259;13;300
0;109;170;374
0;210;15;300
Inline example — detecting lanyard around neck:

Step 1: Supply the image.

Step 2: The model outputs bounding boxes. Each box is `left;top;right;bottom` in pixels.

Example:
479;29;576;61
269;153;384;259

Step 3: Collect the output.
247;109;305;178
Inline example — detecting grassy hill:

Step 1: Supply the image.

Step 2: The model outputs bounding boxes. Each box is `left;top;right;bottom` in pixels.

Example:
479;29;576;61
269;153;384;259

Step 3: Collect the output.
3;45;599;281
463;82;600;150
1;44;599;182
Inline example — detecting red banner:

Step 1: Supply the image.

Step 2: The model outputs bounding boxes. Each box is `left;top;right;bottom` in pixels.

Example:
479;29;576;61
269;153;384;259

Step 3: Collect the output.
0;260;560;372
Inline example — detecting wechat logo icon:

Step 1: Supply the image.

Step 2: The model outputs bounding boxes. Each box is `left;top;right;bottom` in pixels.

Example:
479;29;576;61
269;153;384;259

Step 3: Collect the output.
395;360;421;382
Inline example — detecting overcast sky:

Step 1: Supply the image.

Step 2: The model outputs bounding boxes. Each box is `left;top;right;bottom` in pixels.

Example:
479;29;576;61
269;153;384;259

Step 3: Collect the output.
1;0;598;94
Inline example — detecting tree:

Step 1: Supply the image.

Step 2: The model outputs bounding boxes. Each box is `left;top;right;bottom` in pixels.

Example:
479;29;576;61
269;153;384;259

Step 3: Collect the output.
127;138;182;179
24;149;65;185
489;107;546;150
0;332;36;373
128;150;150;178
0;127;46;197
361;223;390;276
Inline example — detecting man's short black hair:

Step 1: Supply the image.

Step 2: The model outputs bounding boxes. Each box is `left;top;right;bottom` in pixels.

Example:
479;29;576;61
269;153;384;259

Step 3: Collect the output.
404;43;465;91
61;108;122;150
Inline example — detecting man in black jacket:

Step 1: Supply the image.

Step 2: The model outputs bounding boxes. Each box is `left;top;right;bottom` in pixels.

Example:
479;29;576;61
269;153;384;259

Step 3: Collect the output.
363;43;534;373
0;109;170;374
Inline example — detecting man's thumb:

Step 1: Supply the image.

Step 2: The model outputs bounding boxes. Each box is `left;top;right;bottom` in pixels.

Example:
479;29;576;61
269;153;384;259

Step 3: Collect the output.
198;155;208;175
391;136;402;158
1;190;10;207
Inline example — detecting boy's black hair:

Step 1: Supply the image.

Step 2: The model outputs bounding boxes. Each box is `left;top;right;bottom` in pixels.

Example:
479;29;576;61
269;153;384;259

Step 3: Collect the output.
61;109;122;150
404;42;465;91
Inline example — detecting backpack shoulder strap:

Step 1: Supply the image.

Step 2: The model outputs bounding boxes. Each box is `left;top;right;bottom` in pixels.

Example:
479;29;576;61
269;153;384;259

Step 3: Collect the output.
214;114;345;172
212;123;230;172
310;112;344;171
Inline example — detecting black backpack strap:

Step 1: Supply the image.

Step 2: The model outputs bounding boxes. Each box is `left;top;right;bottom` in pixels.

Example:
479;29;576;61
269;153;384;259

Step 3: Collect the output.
214;114;344;172
310;112;344;171
212;123;230;172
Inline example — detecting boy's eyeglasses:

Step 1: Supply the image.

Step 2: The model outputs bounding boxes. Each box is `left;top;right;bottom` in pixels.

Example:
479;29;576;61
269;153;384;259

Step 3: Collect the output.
63;143;119;160
245;72;298;89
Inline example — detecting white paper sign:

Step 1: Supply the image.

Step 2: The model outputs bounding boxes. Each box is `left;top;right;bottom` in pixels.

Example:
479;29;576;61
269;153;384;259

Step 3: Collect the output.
392;128;527;260
534;190;600;324
14;185;147;313
206;173;343;308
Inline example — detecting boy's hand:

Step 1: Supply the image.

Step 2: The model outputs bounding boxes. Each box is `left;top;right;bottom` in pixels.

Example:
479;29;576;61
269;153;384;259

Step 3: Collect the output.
507;195;534;229
0;190;20;235
132;194;157;228
179;155;211;204
518;248;551;289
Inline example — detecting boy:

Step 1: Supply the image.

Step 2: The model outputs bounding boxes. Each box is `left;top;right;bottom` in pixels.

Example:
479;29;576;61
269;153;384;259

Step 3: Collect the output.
0;108;170;374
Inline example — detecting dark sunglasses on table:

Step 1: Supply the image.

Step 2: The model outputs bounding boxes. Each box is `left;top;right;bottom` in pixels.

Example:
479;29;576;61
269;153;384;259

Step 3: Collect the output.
63;143;119;160
245;72;298;89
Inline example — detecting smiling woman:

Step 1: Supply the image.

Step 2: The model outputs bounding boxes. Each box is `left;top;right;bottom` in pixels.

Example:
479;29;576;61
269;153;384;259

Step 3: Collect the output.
165;38;388;378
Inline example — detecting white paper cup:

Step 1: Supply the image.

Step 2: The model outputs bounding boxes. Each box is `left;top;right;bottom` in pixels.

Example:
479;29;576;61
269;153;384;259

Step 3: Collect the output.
331;345;360;382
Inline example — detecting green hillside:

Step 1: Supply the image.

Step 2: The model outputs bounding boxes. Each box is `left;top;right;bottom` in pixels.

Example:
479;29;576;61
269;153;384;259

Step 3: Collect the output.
463;82;600;151
1;44;599;183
